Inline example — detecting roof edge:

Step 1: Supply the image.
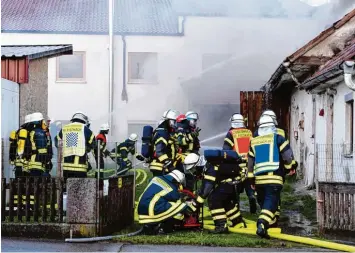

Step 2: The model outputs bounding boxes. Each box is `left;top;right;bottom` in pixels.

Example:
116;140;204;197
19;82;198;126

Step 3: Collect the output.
1;45;73;60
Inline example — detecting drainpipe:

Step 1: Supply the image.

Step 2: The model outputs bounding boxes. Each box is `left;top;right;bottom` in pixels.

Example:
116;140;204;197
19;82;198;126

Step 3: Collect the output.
343;61;355;91
108;0;114;130
121;36;128;102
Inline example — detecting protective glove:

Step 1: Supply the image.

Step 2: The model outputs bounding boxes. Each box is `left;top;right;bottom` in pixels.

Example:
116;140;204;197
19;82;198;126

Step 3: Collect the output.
127;160;132;169
45;160;53;171
191;128;201;138
163;159;174;172
104;150;111;158
136;154;145;161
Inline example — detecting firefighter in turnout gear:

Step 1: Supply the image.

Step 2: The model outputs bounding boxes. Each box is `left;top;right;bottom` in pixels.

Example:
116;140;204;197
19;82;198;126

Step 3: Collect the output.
111;133;144;174
95;123;110;176
43;120;53;177
223;113;256;214
149;110;179;177
248;115;297;238
188;150;247;234
55;112;96;182
27;112;50;176
138;170;195;234
254;109;294;224
9;114;33;178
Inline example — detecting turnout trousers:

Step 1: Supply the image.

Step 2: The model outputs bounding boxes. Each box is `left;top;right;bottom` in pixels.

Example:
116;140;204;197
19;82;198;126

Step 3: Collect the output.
207;183;243;227
255;184;282;229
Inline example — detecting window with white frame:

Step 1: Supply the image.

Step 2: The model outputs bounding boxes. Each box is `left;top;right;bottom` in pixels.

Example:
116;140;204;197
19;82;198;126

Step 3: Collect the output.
56;52;86;82
128;53;158;83
345;99;354;155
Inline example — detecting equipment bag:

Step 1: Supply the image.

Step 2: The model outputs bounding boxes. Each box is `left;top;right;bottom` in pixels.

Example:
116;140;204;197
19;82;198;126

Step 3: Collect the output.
204;149;241;164
141;125;154;159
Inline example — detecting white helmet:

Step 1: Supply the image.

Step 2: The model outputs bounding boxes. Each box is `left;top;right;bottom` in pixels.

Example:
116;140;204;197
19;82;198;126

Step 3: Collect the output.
230;113;245;128
186;111;199;127
168;170;186;186
162;109;179;128
129;133;138;142
100;123;110;131
71;111;88;124
261;110;277;125
184;153;200;173
258;115;275;128
24;114;32;124
31;112;44;122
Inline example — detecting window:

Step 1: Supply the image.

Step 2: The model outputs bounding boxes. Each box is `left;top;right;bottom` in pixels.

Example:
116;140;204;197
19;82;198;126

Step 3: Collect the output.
128;53;158;83
56;52;86;82
345;99;354;155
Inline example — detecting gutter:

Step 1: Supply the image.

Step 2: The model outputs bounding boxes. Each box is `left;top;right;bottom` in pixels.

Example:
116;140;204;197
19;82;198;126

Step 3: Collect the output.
121;36;128;102
302;64;343;92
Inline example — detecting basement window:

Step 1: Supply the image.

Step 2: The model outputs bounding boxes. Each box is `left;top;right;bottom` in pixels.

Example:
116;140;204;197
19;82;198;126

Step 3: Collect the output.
56;52;86;82
345;99;354;156
128;53;158;84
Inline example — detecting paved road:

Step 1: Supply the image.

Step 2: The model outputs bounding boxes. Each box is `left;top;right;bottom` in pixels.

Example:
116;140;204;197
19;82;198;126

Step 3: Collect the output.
2;237;331;252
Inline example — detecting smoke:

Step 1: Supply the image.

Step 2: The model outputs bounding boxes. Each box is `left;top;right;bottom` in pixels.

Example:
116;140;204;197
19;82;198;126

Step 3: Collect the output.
173;0;355;144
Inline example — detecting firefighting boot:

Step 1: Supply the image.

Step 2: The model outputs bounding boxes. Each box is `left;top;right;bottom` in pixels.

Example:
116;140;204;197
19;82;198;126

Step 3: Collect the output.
230;217;247;228
209;220;229;234
249;196;257;214
256;222;270;239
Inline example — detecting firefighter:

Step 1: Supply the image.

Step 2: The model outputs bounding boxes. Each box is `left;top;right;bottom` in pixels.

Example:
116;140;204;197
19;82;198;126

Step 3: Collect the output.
9;114;32;178
149;109;179;177
110;133;145;174
138;170;196;234
27;112;49;177
176;111;201;155
254;110;294;224
95;123;111;174
43;120;53;177
188;150;247;234
223;113;256;214
55;112;96;182
247;115;297;238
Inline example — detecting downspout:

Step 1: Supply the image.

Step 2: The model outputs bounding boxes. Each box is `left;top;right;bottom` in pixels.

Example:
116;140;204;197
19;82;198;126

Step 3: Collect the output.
108;0;114;129
121;36;128;102
343;61;355;91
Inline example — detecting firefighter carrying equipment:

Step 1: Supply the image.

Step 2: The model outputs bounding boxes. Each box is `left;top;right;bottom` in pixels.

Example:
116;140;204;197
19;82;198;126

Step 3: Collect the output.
137;170;192;227
110;138;136;170
149;120;176;176
194;154;246;234
55;120;96;173
95;131;110;170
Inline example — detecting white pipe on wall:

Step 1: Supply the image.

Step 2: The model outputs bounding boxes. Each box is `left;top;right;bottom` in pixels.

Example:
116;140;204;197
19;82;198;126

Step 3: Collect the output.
108;0;114;130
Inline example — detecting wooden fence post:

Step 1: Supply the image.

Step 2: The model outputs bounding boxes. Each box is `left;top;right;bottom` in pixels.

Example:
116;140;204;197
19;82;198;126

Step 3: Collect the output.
58;178;64;222
50;178;56;222
42;177;48;222
16;178;22;222
9;178;14;222
33;177;39;222
2;178;6;221
25;177;31;222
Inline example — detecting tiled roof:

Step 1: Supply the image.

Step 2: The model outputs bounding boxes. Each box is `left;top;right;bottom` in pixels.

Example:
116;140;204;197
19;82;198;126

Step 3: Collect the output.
2;45;73;59
1;0;180;35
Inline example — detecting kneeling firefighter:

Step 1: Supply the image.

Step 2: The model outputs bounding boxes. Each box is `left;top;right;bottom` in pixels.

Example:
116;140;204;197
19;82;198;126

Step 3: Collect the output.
223;113;256;214
138;170;196;234
247;115;297;238
186;150;247;234
145;110;179;177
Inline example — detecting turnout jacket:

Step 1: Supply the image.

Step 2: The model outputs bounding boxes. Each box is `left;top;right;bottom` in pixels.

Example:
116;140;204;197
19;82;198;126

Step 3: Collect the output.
137;174;187;224
176;120;200;154
247;133;296;186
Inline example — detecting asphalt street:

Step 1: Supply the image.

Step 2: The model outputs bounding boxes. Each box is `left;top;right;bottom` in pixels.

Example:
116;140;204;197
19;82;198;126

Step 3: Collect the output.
1;237;331;252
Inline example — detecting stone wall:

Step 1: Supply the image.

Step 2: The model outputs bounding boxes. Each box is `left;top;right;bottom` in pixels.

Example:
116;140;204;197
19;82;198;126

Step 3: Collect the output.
19;58;48;124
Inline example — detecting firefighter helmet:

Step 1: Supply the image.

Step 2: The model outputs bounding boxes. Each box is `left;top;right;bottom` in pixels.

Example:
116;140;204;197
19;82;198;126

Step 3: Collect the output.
169;170;186;186
186;111;198;127
258;115;275;128
71;111;89;124
100;123;110;131
162;109;178;128
176;114;186;123
31;112;44;122
261;110;277;125
184;153;200;173
129;133;138;142
24;114;32;124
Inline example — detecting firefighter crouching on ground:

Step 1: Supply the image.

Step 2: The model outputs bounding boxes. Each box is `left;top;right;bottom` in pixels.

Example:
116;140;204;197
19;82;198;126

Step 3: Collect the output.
138;170;196;234
95;123;111;176
55;112;96;182
187;150;247;234
247;115;298;238
28;112;50;177
149;109;179;177
9;114;32;178
223;113;256;214
110;133;145;174
254;109;295;225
